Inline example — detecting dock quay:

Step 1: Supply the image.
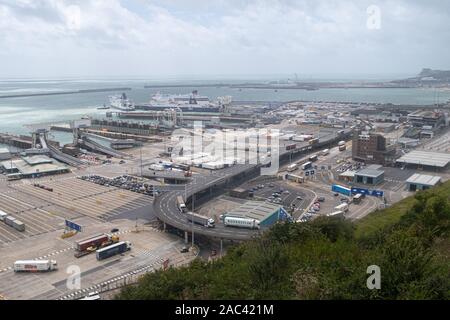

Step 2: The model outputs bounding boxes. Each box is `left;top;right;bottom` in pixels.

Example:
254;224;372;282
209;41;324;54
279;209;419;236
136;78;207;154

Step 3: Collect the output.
0;87;131;99
0;133;59;149
81;129;162;143
118;111;254;123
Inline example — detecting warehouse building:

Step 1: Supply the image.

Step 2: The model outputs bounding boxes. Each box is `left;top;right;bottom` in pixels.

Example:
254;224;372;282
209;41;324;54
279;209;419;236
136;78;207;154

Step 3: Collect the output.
354;165;385;185
229;188;249;199
407;110;445;129
0;148;11;161
406;174;442;191
223;201;289;228
0;155;69;179
396;150;450;170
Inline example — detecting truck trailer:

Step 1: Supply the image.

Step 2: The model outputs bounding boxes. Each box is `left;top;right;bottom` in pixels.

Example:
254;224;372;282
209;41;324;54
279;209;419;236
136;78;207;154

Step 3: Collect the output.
75;233;119;258
96;241;131;260
14;260;58;272
224;216;260;230
334;203;349;213
4;216;15;227
76;234;110;252
0;210;8;222
12;219;25;232
177;195;187;213
186;212;215;228
332;184;352;196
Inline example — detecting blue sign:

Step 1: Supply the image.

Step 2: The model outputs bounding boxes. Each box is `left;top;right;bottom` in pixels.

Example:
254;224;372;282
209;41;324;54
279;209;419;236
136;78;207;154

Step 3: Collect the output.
65;220;82;232
351;187;370;195
310;170;315;175
351;187;383;197
371;190;384;197
305;171;309;176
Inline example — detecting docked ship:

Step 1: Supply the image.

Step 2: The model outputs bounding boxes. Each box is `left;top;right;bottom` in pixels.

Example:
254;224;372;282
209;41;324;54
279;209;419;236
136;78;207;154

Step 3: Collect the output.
140;90;222;112
109;93;135;111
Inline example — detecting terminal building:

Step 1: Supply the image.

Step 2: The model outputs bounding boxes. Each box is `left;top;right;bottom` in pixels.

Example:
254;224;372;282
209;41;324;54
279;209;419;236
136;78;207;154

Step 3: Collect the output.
354;165;385;185
223;201;290;228
407;110;445;130
0;155;70;179
0;147;11;160
396;150;450;171
406;173;442;191
352;131;396;165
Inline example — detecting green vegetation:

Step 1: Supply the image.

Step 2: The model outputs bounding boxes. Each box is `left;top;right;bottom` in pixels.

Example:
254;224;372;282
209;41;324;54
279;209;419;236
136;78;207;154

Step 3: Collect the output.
117;181;450;300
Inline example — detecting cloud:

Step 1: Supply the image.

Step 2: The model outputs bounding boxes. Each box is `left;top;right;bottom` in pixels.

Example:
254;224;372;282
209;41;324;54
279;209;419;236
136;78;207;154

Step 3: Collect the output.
0;0;449;78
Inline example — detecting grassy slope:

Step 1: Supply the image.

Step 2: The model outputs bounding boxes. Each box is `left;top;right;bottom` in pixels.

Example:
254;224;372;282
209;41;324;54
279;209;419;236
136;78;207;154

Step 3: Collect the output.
117;180;450;300
355;180;450;239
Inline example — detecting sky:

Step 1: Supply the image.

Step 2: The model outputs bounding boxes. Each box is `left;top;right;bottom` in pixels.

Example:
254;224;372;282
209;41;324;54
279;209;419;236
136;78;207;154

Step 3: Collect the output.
0;0;449;79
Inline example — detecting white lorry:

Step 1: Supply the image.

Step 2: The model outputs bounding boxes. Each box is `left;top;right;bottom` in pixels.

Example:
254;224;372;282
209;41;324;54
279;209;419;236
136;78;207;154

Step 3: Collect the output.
177;195;187;213
334;203;349;213
186;212;215;228
224;216;260;230
14;260;58;272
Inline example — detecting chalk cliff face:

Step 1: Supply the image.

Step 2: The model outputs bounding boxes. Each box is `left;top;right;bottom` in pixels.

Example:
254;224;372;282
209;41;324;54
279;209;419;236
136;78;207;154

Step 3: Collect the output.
418;68;450;80
391;69;450;85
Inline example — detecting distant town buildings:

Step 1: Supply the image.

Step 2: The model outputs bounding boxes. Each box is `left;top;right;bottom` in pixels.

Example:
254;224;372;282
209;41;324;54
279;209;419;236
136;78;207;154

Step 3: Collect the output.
407;110;445;129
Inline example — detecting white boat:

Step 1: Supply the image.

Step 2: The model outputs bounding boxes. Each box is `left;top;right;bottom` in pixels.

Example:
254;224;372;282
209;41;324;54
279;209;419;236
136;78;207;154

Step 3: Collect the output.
109;93;135;111
146;91;221;112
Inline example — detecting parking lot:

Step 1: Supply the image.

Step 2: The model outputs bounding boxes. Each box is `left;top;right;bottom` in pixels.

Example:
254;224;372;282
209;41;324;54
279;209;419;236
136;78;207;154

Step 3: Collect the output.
0;218;195;300
9;176;155;221
421;128;450;153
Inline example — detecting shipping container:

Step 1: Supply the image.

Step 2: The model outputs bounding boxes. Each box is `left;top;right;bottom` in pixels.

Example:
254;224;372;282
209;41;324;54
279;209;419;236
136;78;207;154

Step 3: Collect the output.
76;234;109;252
14;260;57;272
12;219;25;232
96;241;131;260
327;210;344;217
186;212;215;228
334;203;349;212
224;216;260;230
5;216;16;227
177;196;187;213
332;184;352;196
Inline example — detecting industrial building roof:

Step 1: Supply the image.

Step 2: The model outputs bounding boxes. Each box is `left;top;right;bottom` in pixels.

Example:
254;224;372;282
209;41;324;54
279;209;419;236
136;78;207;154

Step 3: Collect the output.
22;155;54;165
0;161;17;170
406;174;442;186
1;158;69;176
339;170;357;178
355;168;384;178
225;201;281;222
396;150;450;168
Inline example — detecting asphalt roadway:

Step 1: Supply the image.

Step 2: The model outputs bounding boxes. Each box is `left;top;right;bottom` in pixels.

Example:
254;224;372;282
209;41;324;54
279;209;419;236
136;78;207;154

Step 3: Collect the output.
153;129;352;240
153;164;262;240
